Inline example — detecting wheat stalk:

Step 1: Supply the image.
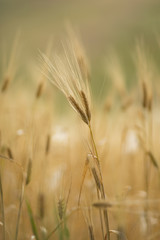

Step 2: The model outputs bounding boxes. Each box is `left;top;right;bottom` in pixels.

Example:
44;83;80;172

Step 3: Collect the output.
41;31;110;240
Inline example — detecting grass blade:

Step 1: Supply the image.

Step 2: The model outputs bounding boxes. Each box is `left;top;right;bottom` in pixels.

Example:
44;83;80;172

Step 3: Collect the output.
26;199;40;240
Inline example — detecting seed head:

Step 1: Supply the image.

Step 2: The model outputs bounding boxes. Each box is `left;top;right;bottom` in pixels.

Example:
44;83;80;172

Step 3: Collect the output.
41;34;91;124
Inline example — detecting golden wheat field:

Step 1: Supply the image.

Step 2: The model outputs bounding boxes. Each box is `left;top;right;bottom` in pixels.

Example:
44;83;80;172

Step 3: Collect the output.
1;1;160;240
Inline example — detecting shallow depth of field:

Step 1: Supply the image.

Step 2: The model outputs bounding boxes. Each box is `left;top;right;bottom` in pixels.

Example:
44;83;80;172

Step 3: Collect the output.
1;1;160;240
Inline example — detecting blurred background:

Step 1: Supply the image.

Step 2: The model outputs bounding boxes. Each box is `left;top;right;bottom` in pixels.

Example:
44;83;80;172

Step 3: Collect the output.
0;0;160;96
1;2;160;239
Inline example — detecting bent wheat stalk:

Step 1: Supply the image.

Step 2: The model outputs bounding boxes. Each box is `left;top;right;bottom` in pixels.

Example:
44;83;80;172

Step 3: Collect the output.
88;122;110;240
41;34;110;240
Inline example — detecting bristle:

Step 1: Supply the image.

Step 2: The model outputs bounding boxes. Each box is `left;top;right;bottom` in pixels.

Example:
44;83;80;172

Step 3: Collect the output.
41;34;91;126
68;95;89;124
67;25;90;81
77;55;90;81
80;90;91;122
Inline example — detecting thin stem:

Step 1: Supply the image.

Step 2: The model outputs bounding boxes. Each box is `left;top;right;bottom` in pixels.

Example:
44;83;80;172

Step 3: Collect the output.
88;123;99;161
15;176;25;240
88;123;103;183
97;188;105;240
88;122;105;197
88;122;110;240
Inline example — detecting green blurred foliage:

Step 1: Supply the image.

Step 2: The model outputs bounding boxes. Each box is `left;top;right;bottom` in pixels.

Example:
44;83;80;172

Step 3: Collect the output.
0;0;160;98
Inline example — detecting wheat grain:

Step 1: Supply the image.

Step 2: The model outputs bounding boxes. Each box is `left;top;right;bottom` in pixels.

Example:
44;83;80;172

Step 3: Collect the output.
80;90;91;122
68;95;89;124
58;198;65;220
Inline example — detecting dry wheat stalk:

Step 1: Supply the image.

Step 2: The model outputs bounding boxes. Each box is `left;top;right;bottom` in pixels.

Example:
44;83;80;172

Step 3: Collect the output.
82;205;95;240
41;32;110;240
91;167;101;191
66;25;90;82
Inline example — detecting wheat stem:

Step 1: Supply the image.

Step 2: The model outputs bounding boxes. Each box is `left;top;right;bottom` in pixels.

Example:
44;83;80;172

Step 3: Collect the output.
15;180;25;240
88;122;110;240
